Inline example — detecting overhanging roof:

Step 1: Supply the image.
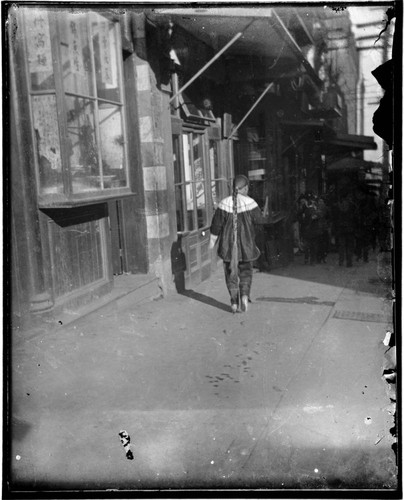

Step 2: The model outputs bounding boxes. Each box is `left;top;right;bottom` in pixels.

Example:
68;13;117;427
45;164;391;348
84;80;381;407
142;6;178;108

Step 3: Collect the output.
148;8;321;86
325;133;377;150
149;8;290;58
327;158;376;172
280;119;328;129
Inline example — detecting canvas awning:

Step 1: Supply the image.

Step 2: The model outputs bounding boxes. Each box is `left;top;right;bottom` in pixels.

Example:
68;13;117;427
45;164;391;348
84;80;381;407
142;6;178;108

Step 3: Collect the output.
148;7;322;86
279;119;335;154
325;133;377;151
326;158;376;172
280;119;331;130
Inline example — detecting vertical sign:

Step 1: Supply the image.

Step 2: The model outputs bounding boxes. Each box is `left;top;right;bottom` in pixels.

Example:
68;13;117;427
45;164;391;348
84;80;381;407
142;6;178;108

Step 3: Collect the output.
68;18;85;77
99;20;113;85
26;10;52;74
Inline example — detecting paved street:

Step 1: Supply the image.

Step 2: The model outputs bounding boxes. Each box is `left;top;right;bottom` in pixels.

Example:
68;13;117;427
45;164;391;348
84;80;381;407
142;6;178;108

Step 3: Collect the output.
9;250;397;493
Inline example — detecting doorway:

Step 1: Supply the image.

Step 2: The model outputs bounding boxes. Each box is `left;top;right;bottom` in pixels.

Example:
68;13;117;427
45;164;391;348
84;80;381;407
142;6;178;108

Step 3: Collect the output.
172;121;232;288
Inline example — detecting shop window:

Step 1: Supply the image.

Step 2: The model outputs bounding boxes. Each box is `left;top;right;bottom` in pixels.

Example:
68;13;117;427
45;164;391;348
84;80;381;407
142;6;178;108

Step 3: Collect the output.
179;94;216;124
173;131;209;232
22;8;130;207
209;139;227;208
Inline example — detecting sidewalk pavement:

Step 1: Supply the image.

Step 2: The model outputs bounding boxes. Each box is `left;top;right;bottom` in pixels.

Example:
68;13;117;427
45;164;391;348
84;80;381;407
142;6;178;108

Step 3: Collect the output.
8;250;397;493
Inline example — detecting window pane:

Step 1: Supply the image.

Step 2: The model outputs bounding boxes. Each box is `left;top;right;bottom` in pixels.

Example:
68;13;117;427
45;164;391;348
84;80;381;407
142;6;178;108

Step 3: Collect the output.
32;95;63;194
91;13;121;102
175;184;185;232
185;183;195;231
25;9;55;91
60;13;94;96
209;140;219;179
172;136;182;184
99;103;127;188
192;135;207;228
65;96;101;193
209;140;220;206
182;133;192;182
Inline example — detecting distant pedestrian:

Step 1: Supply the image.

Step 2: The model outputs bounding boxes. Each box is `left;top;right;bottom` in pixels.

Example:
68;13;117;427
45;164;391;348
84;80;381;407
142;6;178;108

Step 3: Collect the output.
335;192;356;267
316;196;329;263
297;195;310;263
354;189;377;263
306;195;321;265
298;193;319;264
209;175;262;313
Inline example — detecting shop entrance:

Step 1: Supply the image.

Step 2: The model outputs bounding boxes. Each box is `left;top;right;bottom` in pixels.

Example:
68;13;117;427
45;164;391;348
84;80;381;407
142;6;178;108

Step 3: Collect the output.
172;120;232;289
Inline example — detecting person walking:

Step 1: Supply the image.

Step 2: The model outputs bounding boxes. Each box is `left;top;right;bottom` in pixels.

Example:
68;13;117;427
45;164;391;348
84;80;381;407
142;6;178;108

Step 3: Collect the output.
209;175;262;313
305;194;320;265
297;194;310;263
354;189;378;262
316;196;330;263
335;192;356;267
297;193;319;265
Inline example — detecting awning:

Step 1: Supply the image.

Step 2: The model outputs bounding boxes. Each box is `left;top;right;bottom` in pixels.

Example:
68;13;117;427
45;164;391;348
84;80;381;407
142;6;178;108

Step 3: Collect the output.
325;133;377;151
280;119;329;129
305;107;342;119
148;8;321;85
279;119;334;154
327;158;376;172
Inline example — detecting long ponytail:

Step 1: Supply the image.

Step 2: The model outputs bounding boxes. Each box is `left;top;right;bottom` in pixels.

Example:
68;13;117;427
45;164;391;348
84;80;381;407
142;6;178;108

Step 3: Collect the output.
229;182;239;289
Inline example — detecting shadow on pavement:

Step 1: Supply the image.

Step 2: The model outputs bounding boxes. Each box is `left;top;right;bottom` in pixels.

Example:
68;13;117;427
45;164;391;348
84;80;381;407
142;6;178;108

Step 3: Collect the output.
266;251;393;297
179;289;231;313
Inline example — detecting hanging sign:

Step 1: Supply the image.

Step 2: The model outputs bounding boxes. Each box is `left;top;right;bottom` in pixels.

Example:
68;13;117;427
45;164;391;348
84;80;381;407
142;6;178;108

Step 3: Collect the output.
27;10;52;74
68;18;86;77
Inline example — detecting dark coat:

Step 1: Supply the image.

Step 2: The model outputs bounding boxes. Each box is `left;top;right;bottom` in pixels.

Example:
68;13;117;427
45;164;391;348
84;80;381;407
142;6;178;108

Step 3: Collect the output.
210;194;261;262
335;198;356;235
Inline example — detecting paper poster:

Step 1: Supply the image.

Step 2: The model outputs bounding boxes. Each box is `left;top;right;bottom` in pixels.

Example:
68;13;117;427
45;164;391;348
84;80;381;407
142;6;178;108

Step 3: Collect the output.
26;10;52;74
68;18;86;77
98;20;113;85
32;95;62;171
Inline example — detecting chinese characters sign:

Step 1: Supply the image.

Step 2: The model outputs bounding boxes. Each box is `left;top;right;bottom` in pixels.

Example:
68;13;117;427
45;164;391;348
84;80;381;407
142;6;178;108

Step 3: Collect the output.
26;10;52;73
68;18;86;77
98;21;113;85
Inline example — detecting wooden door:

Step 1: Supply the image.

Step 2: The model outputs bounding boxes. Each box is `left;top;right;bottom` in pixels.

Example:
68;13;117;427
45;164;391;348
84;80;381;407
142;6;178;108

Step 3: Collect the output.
172;121;233;289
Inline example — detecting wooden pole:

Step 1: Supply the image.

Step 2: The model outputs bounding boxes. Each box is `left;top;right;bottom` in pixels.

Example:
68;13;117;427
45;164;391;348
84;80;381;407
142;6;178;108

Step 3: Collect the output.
227;82;276;140
169;20;255;104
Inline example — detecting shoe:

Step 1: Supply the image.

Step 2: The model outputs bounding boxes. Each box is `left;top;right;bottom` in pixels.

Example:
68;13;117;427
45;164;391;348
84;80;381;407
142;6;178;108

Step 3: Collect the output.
231;304;238;314
241;295;249;312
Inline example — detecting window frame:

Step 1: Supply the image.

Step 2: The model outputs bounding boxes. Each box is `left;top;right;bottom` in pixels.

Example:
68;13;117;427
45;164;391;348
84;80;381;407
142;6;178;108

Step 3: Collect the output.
21;8;132;208
173;125;213;234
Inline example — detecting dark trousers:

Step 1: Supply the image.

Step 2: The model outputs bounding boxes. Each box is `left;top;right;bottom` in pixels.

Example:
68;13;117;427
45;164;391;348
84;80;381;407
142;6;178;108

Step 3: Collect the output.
223;261;253;304
317;230;329;262
338;233;354;266
304;237;318;264
355;231;371;262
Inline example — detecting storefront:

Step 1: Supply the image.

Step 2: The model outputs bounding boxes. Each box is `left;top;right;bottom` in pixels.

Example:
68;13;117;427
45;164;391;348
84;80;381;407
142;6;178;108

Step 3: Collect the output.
10;7;169;326
10;6;378;328
153;7;327;277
